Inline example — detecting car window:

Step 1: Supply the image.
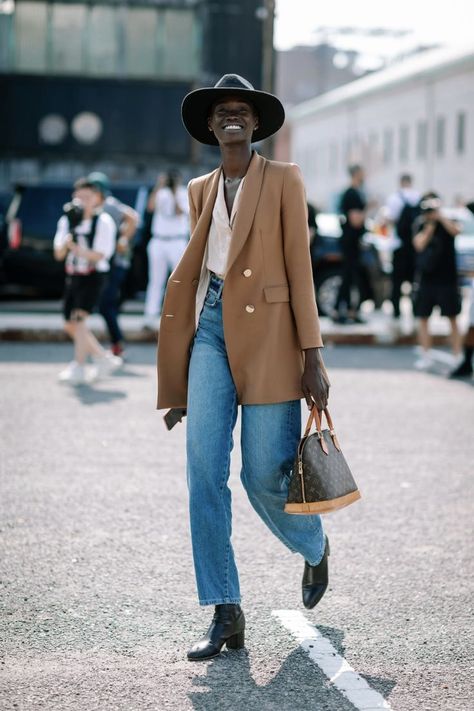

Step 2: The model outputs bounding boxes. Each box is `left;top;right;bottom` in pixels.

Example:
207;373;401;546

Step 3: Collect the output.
17;187;72;242
15;186;142;242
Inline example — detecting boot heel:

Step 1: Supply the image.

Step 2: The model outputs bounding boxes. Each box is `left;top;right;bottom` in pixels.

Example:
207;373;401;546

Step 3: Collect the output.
226;630;245;649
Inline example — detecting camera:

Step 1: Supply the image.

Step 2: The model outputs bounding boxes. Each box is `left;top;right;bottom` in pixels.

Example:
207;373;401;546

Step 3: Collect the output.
420;197;441;215
63;198;84;229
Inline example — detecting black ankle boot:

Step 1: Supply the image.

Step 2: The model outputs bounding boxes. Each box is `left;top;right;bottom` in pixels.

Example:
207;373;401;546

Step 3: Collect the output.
302;536;330;610
187;604;245;661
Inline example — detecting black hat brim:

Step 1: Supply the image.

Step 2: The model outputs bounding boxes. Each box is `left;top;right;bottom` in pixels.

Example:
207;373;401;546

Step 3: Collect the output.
181;87;285;146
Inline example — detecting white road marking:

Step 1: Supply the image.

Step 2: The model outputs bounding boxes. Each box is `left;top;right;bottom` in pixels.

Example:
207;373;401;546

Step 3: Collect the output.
273;610;394;710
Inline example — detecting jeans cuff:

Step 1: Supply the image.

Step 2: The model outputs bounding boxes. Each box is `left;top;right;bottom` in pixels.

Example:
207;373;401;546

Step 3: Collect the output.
199;597;241;607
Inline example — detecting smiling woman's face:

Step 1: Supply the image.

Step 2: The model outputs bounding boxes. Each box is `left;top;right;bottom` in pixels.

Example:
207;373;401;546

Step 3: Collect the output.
208;96;259;146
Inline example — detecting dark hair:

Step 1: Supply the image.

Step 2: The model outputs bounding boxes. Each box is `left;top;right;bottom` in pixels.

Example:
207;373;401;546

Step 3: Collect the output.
73;177;101;193
165;169;182;191
348;164;363;177
400;173;412;185
421;190;439;201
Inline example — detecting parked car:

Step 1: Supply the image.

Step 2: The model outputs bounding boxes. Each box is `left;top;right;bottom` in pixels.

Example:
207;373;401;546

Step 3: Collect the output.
311;213;393;316
0;182;151;298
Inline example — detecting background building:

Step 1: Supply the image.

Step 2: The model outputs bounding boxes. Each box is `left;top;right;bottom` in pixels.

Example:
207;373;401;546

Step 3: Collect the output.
0;0;273;189
288;45;474;209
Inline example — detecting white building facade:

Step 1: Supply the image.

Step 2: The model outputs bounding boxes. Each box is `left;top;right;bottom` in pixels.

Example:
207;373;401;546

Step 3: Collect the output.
288;46;474;210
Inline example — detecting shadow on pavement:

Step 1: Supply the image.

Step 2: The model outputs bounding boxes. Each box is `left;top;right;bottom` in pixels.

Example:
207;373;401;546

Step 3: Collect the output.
68;384;128;405
187;638;396;711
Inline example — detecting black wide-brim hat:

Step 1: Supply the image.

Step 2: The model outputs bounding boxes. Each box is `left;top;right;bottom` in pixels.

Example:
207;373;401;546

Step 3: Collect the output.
181;73;285;146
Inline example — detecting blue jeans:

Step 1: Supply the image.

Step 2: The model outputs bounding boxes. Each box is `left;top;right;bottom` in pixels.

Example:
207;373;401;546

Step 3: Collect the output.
99;264;128;345
187;274;325;606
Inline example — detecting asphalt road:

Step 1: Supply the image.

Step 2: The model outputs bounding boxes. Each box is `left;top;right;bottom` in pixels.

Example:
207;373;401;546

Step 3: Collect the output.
1;343;473;711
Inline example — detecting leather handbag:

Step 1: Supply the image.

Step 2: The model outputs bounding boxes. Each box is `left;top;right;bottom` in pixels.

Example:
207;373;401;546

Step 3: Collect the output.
285;406;361;515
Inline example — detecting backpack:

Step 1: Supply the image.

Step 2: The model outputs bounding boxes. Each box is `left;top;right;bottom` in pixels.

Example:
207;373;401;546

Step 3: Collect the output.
396;195;419;248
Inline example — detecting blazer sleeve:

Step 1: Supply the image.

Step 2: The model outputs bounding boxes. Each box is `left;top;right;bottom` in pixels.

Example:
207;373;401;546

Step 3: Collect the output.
281;164;324;350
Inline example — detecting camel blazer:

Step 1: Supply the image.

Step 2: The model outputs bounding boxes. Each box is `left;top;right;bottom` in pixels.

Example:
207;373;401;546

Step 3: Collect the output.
157;151;323;409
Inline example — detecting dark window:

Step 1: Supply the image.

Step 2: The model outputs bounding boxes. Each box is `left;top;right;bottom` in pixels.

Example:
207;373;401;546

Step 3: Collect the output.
416;120;428;159
399;124;409;162
436;116;445;157
383;128;393;165
456;112;466;154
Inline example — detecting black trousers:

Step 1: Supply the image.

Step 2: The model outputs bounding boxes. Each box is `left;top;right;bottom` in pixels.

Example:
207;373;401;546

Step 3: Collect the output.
391;248;415;318
335;245;360;315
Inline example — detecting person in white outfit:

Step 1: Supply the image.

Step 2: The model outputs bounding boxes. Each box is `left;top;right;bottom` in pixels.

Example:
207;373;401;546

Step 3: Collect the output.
144;171;189;329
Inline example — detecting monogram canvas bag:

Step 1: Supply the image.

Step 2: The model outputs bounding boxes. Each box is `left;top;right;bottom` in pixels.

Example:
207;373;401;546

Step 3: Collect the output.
285;406;361;515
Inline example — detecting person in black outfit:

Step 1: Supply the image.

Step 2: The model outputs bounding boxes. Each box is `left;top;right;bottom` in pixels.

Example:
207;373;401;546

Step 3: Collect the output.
334;164;366;324
450;200;474;378
385;174;420;319
412;192;462;369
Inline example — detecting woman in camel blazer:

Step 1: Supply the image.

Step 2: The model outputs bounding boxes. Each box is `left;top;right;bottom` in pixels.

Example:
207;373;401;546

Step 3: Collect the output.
157;74;330;661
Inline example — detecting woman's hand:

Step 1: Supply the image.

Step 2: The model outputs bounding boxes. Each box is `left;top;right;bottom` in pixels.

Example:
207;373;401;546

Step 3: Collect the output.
302;348;330;411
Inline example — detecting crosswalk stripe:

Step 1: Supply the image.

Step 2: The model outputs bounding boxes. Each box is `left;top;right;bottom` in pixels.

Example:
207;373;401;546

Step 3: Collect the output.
273;610;394;710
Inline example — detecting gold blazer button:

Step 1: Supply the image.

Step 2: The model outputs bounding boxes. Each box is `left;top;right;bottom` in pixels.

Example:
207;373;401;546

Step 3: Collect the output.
245;305;255;313
243;269;252;277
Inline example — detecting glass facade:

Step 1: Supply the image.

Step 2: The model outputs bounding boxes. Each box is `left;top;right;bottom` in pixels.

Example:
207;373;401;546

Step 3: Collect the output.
0;0;201;80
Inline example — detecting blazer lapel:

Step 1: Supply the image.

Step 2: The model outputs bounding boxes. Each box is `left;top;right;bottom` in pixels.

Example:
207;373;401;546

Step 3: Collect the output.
225;152;266;274
174;168;220;279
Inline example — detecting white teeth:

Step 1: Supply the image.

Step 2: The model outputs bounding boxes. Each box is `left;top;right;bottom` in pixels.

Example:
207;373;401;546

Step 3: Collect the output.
224;125;242;130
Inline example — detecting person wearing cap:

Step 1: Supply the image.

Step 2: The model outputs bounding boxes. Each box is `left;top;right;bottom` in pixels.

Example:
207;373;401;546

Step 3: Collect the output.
157;74;330;661
88;172;139;358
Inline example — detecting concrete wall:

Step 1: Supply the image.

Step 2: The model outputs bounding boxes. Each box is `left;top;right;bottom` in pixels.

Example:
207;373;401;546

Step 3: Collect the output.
290;55;474;210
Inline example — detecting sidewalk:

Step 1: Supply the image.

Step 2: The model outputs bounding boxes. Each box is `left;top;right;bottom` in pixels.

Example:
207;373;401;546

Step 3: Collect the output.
0;297;469;345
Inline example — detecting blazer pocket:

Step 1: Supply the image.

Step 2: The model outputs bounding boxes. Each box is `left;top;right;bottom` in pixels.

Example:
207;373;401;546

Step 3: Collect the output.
264;285;290;303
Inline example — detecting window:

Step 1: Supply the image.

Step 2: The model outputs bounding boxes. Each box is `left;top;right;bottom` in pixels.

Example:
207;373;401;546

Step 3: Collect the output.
399;125;409;162
15;1;48;72
125;8;158;77
157;9;200;79
456;112;466;154
87;6;119;75
383;128;393;165
51;4;87;74
436;116;445;157
416;120;428;159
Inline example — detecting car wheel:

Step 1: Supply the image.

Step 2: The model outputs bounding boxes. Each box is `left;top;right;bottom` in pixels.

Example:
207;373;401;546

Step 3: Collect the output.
314;267;360;316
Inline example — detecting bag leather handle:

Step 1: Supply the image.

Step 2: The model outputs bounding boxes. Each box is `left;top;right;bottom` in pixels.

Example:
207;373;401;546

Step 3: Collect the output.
302;405;341;453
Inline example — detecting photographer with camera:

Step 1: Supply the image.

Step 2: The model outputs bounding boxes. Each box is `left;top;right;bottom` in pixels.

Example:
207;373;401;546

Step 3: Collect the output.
53;177;121;384
412;192;462;370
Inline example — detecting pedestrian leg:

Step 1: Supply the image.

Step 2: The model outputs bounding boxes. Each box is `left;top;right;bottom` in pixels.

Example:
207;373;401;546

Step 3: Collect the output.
99;265;127;347
391;251;403;318
240;400;325;566
144;238;169;323
448;316;462;356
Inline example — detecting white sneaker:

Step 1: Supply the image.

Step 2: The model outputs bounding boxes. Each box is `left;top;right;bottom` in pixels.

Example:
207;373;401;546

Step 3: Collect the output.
414;353;432;370
94;353;123;377
58;361;87;384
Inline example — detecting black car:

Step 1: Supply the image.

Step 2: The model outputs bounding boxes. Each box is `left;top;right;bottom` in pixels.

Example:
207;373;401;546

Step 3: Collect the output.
0;182;151;298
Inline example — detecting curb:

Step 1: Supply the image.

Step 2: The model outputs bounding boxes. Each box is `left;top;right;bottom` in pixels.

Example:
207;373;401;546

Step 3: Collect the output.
0;327;452;347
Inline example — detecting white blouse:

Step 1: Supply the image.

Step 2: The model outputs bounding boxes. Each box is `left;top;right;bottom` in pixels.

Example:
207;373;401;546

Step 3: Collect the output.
194;171;245;328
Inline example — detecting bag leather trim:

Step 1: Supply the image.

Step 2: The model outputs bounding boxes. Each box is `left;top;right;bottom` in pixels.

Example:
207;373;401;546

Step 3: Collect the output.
284;489;361;515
